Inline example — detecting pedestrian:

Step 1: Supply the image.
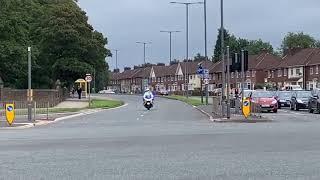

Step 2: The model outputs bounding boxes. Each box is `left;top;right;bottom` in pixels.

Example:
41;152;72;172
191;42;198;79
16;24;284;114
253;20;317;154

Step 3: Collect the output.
77;87;82;99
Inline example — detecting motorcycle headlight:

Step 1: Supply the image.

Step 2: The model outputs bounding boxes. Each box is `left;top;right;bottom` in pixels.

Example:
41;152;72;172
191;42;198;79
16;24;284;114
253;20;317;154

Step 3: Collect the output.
297;99;303;104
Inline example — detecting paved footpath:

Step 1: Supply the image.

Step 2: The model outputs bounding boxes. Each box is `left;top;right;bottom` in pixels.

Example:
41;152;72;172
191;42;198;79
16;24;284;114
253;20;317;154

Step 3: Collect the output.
0;95;320;179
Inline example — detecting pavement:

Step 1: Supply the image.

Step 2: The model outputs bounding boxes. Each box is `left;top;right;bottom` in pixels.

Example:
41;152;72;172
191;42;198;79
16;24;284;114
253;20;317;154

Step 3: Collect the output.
0;95;320;179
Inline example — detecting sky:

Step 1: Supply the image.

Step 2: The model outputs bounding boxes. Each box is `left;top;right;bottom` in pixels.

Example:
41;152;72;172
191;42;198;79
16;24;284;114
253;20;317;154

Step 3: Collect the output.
78;0;320;70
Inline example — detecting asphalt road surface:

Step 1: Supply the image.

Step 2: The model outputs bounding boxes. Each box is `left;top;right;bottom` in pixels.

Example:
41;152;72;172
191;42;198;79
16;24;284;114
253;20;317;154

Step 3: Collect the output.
1;95;320;180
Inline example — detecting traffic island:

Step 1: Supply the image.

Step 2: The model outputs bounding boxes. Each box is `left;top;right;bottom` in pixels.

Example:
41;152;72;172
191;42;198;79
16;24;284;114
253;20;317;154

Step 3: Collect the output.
196;105;272;123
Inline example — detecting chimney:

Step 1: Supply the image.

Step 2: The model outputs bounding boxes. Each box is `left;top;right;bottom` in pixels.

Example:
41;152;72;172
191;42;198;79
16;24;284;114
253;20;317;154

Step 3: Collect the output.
124;67;131;71
113;69;120;73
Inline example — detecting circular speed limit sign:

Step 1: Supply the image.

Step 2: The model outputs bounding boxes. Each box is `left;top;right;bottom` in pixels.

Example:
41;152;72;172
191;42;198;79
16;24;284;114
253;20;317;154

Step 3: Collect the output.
85;75;92;82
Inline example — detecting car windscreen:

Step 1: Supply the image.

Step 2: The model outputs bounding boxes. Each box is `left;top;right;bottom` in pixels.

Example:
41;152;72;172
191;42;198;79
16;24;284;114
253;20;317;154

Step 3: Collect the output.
278;92;292;99
296;91;312;98
252;91;275;98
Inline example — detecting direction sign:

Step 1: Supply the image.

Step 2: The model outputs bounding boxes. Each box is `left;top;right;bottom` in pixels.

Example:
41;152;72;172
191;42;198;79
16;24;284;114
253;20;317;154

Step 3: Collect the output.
85;75;92;82
5;103;15;126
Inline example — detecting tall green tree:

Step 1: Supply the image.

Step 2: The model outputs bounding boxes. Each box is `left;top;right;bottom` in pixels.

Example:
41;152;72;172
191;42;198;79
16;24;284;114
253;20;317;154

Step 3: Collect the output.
281;32;317;52
0;0;111;90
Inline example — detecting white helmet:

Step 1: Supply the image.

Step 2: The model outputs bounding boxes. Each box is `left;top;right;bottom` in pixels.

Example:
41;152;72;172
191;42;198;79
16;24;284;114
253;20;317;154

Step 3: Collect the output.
145;88;150;92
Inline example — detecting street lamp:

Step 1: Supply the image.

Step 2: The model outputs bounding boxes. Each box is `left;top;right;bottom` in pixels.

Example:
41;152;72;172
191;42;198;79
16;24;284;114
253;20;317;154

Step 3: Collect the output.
220;0;226;117
136;41;151;65
111;49;119;69
170;1;203;97
160;30;181;64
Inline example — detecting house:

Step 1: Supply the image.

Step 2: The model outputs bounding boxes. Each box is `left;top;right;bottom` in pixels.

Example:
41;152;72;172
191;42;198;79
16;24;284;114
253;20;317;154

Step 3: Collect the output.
268;48;320;90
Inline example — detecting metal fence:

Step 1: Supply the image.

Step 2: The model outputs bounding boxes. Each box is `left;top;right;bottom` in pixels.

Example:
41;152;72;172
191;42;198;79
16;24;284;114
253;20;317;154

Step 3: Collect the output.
0;101;58;122
212;96;262;118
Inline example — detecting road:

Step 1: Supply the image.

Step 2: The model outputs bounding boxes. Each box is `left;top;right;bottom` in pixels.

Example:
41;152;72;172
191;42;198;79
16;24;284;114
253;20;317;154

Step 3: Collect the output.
0;95;320;180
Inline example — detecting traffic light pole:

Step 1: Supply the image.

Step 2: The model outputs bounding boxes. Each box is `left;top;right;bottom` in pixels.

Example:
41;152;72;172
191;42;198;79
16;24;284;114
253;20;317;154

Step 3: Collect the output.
241;50;245;104
226;46;230;119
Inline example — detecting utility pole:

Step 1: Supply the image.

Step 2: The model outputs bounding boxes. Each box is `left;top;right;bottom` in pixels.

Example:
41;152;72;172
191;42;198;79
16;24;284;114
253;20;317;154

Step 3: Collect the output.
170;1;203;98
136;42;151;65
27;47;32;122
220;0;226;117
160;30;181;64
204;0;207;59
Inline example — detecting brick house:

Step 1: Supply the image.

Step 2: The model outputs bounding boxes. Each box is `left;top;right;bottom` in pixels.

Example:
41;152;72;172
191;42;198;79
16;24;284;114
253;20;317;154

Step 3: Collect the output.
267;48;320;90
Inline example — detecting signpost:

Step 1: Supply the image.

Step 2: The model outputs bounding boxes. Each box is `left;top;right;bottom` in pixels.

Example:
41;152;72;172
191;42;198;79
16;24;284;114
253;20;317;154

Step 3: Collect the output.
85;74;92;107
5;103;15;126
197;65;209;105
242;97;251;118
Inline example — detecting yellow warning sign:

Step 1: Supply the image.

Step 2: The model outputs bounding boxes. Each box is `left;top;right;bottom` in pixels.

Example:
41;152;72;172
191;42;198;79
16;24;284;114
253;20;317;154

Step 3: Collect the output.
5;103;15;126
242;98;251;118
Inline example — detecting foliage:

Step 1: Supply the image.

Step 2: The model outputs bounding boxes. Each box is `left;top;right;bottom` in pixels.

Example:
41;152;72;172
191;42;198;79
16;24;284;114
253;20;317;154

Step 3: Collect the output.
0;0;111;90
194;53;206;61
213;28;274;62
281;32;317;53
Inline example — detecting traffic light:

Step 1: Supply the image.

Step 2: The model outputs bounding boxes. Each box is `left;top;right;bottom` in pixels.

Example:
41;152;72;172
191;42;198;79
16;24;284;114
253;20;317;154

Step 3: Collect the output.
244;50;249;72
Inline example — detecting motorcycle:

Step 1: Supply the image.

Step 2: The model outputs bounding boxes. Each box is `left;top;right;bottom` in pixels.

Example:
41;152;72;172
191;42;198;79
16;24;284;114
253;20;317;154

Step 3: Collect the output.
143;96;153;110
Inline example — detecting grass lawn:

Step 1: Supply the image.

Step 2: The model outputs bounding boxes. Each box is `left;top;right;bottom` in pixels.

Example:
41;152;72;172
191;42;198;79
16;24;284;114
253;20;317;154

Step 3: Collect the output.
166;95;203;106
90;99;124;109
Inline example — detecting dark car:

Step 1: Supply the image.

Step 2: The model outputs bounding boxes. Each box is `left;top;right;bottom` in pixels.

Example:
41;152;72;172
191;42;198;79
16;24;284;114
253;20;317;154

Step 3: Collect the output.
308;93;320;113
290;91;312;111
276;91;293;109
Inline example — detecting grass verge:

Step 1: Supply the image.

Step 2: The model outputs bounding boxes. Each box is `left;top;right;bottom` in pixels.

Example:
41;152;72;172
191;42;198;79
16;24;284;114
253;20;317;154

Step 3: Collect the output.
165;95;203;106
90;99;124;109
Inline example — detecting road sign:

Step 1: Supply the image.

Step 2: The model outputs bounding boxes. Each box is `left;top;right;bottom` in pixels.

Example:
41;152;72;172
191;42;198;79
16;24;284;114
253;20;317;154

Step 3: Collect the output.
5;103;15;126
85;75;92;82
242;97;251;118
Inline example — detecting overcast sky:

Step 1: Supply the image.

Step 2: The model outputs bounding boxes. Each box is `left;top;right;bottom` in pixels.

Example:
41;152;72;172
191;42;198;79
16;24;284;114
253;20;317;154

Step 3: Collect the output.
78;0;320;70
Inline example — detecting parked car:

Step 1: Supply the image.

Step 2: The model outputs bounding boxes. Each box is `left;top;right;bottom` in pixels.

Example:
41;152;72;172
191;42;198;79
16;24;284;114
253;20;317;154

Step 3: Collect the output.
282;85;303;91
276;91;293;109
159;89;169;96
251;91;278;113
308;93;320;113
98;89;115;94
290;91;312;111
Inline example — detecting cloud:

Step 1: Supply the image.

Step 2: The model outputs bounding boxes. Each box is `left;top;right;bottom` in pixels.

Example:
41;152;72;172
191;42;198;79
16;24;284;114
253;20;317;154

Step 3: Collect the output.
78;0;320;70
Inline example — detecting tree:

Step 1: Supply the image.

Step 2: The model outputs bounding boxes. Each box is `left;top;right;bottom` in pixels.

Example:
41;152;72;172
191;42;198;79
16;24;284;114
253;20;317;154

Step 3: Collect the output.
213;28;233;62
246;39;273;55
194;53;206;61
0;0;111;90
281;32;317;52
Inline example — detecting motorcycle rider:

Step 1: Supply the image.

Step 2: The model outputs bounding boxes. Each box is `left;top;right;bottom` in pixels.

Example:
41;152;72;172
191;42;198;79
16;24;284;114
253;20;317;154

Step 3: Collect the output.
143;88;154;103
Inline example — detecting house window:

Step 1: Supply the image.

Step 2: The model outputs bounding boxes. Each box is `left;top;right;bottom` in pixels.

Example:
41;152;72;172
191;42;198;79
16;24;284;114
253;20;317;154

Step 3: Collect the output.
291;69;294;76
252;71;256;77
283;68;287;76
212;74;215;80
236;71;239;78
278;69;282;77
296;68;301;75
271;71;274;78
231;72;234;78
152;77;156;82
268;71;271;78
246;71;250;77
190;75;193;80
310;67;314;75
316;66;319;74
171;76;174;81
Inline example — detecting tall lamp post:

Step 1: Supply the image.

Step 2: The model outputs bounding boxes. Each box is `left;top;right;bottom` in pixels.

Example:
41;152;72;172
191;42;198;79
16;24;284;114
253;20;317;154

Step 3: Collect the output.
136;42;151;65
27;47;33;122
111;49;119;69
220;0;226;117
170;1;203;98
160;30;181;64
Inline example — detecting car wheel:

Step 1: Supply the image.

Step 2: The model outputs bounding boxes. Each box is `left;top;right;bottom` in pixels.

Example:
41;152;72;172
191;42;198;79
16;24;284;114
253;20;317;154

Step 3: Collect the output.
278;105;282;109
309;107;314;113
